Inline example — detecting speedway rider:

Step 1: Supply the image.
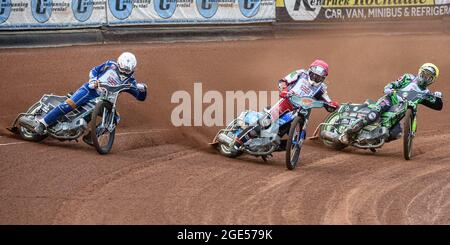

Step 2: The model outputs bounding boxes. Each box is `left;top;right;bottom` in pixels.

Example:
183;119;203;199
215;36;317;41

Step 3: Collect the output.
340;63;443;144
24;52;147;145
234;59;340;148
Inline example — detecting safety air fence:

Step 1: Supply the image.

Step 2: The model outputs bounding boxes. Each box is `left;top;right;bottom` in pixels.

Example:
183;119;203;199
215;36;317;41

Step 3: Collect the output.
0;0;448;30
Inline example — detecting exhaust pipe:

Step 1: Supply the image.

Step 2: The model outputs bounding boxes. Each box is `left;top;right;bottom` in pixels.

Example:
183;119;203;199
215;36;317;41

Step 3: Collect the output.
217;133;235;147
320;130;340;143
17;116;37;132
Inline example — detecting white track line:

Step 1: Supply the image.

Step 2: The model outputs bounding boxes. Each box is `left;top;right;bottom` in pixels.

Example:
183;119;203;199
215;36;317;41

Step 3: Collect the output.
116;129;170;136
0;129;170;146
0;142;26;146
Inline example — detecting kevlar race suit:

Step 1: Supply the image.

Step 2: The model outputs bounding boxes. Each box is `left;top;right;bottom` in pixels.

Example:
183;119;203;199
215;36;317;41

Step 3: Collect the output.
342;74;443;142
40;60;147;127
234;69;339;147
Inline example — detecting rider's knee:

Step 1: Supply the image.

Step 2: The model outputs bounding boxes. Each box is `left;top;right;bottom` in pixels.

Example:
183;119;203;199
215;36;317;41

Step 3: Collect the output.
59;102;74;113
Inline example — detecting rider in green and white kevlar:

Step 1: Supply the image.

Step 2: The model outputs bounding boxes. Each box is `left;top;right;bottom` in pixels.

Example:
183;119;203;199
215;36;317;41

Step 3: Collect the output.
340;63;443;144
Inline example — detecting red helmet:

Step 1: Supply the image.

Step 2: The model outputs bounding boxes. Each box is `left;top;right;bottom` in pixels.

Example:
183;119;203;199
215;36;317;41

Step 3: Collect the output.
308;59;329;84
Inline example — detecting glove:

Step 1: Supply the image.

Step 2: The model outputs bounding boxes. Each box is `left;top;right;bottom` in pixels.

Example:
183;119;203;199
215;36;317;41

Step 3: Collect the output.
280;89;294;98
136;83;147;92
326;101;339;112
280;90;288;98
278;80;288;91
88;79;99;89
384;87;394;95
330;101;340;109
434;91;442;98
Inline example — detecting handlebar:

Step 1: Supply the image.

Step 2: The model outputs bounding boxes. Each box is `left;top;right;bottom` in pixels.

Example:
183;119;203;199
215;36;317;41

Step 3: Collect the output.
98;82;132;93
289;95;330;109
392;88;430;98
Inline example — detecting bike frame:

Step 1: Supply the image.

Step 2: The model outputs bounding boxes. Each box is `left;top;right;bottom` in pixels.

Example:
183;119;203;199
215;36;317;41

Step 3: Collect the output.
313;87;426;143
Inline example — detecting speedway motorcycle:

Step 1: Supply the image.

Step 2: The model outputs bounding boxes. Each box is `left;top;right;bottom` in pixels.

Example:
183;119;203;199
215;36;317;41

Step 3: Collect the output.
313;82;436;160
211;94;333;170
8;82;131;154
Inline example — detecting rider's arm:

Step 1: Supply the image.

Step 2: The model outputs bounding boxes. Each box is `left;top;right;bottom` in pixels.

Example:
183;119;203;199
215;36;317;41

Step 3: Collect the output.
89;60;115;80
124;78;147;101
320;92;337;112
421;93;443;111
384;74;414;91
313;83;328;100
279;70;302;90
314;89;331;103
279;70;304;99
314;85;339;112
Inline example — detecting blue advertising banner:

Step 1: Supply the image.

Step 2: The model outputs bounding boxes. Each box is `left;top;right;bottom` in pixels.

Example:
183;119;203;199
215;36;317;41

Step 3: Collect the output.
0;0;106;29
0;0;275;29
106;0;275;25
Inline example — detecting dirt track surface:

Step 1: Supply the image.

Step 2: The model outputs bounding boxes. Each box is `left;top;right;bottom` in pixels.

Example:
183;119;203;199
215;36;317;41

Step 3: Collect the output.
1;28;450;224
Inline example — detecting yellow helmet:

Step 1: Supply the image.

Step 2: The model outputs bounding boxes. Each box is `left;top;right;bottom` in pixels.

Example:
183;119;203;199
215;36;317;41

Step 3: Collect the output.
418;63;439;87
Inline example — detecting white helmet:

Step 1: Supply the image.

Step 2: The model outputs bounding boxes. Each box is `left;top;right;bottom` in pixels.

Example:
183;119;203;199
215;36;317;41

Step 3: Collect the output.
117;52;137;75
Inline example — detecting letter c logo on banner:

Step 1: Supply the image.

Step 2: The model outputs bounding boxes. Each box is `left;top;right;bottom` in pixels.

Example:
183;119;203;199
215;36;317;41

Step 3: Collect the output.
196;0;218;19
154;0;177;19
0;0;12;24
31;0;53;23
239;0;260;18
72;0;94;22
108;0;133;20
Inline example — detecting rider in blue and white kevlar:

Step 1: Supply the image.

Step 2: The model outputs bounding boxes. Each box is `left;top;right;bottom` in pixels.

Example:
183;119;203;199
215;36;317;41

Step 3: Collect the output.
33;52;147;137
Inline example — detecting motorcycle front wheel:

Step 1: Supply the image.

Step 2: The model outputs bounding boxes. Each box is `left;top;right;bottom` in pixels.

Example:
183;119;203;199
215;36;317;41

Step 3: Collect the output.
285;116;304;170
403;109;414;160
90;101;115;155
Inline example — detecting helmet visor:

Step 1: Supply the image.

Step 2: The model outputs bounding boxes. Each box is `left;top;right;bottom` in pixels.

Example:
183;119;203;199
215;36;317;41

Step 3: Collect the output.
119;66;133;75
419;69;434;86
309;67;326;84
310;65;327;76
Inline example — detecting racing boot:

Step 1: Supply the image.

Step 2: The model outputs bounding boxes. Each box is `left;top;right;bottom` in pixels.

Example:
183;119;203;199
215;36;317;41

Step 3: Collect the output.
340;118;365;144
233;125;261;150
387;123;402;141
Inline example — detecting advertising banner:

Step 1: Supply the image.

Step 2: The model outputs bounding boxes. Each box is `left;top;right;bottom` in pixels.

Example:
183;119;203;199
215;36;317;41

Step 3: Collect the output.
0;0;107;29
0;0;275;29
106;0;275;25
277;0;450;22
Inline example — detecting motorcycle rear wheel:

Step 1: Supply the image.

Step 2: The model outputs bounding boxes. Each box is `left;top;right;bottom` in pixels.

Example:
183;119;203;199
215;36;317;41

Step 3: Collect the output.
90;101;115;155
286;116;304;170
18;102;48;142
403;109;414;160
